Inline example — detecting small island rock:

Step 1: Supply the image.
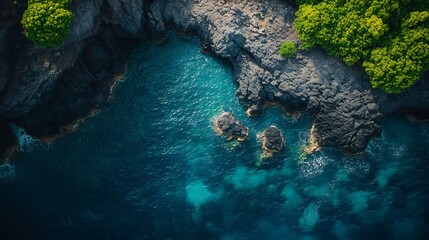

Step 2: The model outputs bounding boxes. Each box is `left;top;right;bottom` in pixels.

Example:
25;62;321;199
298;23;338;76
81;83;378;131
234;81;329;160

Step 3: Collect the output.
214;112;249;141
261;126;284;153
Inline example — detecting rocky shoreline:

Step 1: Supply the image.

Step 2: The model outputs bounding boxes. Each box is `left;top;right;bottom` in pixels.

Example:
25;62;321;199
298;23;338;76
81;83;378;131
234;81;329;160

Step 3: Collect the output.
1;0;429;160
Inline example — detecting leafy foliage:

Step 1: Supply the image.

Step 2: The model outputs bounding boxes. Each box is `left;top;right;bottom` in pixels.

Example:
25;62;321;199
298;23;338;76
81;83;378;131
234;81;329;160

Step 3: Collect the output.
363;11;429;93
279;41;297;58
21;0;74;48
295;0;397;65
28;0;71;8
294;0;429;93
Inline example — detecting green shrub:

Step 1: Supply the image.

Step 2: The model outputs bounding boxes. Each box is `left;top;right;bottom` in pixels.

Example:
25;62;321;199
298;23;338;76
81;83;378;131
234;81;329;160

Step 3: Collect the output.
28;0;71;8
279;41;297;58
21;0;74;48
363;11;429;93
294;0;429;93
295;0;395;66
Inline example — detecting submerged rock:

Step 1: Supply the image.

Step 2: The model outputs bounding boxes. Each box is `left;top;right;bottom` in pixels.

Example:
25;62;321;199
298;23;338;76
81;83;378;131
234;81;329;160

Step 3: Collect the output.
186;180;221;210
349;191;372;212
214;112;249;142
299;203;320;232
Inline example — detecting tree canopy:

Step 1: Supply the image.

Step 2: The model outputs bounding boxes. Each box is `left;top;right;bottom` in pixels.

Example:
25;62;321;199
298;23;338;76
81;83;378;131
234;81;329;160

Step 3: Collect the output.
21;0;74;48
294;0;429;93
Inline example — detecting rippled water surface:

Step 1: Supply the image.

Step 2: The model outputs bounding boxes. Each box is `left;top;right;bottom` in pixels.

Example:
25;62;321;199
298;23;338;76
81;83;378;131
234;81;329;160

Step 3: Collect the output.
1;36;429;239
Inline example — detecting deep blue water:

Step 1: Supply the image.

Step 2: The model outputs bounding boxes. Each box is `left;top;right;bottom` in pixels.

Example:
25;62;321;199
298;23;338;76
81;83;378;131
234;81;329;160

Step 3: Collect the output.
1;36;429;240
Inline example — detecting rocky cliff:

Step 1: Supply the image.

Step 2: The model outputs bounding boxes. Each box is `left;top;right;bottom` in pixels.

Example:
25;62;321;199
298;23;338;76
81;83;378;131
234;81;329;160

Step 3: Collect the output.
1;0;428;160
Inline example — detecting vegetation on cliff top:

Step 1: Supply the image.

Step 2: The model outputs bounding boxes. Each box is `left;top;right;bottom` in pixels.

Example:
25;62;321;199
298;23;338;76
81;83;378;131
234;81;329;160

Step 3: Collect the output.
21;0;74;48
294;0;429;93
279;41;298;58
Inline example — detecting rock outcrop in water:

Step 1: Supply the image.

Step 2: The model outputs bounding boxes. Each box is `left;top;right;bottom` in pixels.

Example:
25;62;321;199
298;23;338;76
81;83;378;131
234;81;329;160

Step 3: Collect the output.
214;112;249;142
260;126;284;153
1;0;429;159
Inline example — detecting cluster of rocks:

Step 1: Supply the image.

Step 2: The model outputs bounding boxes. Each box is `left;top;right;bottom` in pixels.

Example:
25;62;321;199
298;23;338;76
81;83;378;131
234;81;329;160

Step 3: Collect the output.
214;112;285;159
1;0;429;160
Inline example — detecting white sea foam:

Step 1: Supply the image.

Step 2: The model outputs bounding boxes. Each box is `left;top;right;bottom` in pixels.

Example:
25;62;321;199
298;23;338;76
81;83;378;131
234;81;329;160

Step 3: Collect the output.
343;159;371;178
364;139;383;157
300;154;329;178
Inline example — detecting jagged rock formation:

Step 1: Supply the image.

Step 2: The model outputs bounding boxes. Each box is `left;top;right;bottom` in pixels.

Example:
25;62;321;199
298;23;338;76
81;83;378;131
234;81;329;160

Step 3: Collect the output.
214;112;249;142
1;0;428;160
260;126;284;153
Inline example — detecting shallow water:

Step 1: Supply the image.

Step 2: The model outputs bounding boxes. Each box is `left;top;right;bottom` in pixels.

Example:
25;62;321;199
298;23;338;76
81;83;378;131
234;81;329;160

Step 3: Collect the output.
1;36;428;239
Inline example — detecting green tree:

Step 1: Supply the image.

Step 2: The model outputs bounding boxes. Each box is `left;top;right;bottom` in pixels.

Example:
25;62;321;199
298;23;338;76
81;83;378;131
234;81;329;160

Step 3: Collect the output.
363;11;429;93
295;0;397;66
279;41;298;58
21;0;74;48
294;0;429;93
28;0;71;8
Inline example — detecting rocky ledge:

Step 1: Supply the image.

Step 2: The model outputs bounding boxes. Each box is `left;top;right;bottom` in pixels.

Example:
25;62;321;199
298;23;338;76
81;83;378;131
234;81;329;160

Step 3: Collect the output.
1;0;429;160
214;112;249;142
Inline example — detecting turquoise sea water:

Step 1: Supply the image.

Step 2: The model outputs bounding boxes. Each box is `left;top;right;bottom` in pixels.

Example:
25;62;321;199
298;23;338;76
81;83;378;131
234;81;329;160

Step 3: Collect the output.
1;36;429;239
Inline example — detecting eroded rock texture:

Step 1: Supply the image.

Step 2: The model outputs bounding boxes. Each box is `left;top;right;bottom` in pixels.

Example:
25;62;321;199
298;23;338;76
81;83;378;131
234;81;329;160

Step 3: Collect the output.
214;112;249;142
261;126;284;153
